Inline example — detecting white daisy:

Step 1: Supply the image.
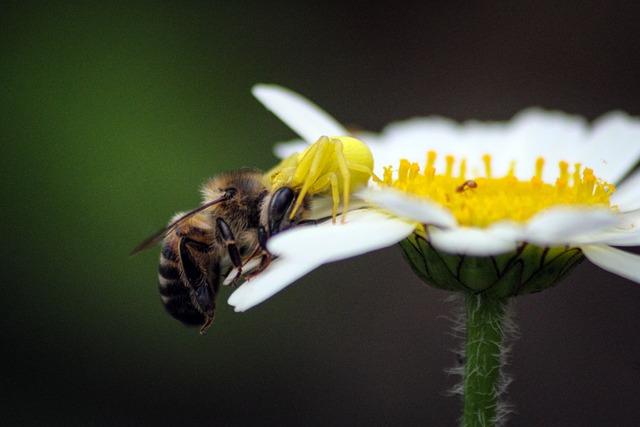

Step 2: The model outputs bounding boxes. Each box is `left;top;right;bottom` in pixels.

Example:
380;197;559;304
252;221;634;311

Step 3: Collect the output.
228;84;640;311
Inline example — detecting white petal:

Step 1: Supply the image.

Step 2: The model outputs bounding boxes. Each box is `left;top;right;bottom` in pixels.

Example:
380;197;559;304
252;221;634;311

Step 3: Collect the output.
610;168;640;212
581;112;640;184
307;196;368;220
268;209;415;262
252;84;348;144
524;207;618;246
373;117;463;166
581;245;640;283
227;209;415;312
359;189;458;229
584;230;640;246
428;222;522;256
273;139;308;159
573;210;640;246
615;208;640;228
227;258;320;312
505;109;588;181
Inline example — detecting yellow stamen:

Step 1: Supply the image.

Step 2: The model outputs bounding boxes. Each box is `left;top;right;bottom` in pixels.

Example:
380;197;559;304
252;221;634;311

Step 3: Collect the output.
483;154;492;179
381;153;616;228
458;158;467;180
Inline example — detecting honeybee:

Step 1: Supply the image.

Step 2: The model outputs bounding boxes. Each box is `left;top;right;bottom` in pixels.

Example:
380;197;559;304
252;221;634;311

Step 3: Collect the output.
130;169;311;334
132;135;376;335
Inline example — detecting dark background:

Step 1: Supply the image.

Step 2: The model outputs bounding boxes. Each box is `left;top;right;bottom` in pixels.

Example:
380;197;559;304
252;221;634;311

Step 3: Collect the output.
2;2;640;426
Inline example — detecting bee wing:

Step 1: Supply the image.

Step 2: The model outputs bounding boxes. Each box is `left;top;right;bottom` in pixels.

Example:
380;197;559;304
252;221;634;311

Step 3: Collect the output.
129;193;231;256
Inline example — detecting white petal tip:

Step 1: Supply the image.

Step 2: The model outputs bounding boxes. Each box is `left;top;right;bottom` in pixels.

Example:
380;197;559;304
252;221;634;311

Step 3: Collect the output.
251;83;347;143
581;245;640;284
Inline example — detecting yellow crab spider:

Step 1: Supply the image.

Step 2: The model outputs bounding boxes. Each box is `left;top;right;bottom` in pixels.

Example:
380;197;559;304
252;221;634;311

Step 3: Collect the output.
268;135;376;223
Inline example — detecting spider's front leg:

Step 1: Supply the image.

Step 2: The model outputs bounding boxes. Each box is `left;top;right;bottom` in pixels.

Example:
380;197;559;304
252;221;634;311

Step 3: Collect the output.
268;135;376;223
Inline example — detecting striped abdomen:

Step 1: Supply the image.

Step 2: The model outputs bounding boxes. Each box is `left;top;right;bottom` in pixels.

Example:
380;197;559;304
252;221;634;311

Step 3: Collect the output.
157;213;219;332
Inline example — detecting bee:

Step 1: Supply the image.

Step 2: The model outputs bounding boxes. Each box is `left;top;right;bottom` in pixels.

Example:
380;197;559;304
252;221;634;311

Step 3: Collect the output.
132;135;376;335
130;169;312;334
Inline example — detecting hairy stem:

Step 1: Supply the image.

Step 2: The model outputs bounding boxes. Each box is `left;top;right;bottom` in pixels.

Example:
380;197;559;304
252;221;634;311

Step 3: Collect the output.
463;294;509;427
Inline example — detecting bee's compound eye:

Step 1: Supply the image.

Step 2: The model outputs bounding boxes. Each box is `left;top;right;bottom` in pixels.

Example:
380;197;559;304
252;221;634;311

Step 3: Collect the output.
224;188;238;198
269;187;295;217
268;187;295;234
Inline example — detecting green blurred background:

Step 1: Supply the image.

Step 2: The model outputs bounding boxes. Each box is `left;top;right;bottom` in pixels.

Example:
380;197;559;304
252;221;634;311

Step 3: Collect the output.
2;2;640;425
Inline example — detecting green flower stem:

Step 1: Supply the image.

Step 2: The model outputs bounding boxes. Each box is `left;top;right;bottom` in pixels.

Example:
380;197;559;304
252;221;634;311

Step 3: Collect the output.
463;293;508;427
400;233;585;424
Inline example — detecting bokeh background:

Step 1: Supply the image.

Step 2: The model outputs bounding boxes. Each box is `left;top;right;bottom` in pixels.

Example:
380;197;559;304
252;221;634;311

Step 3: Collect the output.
2;2;640;425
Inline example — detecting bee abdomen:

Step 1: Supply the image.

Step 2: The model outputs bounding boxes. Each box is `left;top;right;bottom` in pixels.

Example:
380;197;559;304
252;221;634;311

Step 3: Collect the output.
158;245;205;326
158;278;205;326
161;244;179;262
161;292;205;326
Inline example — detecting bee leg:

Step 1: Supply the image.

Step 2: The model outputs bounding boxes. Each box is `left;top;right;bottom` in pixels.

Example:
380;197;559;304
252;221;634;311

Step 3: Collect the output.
198;265;219;336
199;317;214;335
258;224;269;252
194;261;220;312
227;226;270;285
176;232;213;284
244;218;319;281
196;284;215;335
248;225;273;278
177;235;217;332
216;217;244;276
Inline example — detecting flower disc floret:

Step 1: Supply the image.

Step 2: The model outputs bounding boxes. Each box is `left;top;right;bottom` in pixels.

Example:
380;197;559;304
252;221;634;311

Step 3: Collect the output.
381;151;616;228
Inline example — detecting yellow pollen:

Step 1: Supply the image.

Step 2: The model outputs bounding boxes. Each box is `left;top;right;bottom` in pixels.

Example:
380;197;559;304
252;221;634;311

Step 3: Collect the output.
381;152;616;228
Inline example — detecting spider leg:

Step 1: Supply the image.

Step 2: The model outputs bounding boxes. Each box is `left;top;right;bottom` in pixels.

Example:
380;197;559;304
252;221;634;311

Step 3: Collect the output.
331;139;353;223
289;136;332;219
346;162;381;183
305;171;339;222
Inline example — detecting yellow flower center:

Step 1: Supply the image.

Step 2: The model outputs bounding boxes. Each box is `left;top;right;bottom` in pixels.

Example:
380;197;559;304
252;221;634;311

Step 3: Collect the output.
381;151;615;227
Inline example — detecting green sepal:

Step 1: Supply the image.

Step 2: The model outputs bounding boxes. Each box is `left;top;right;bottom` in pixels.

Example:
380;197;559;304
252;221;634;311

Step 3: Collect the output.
399;231;584;298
